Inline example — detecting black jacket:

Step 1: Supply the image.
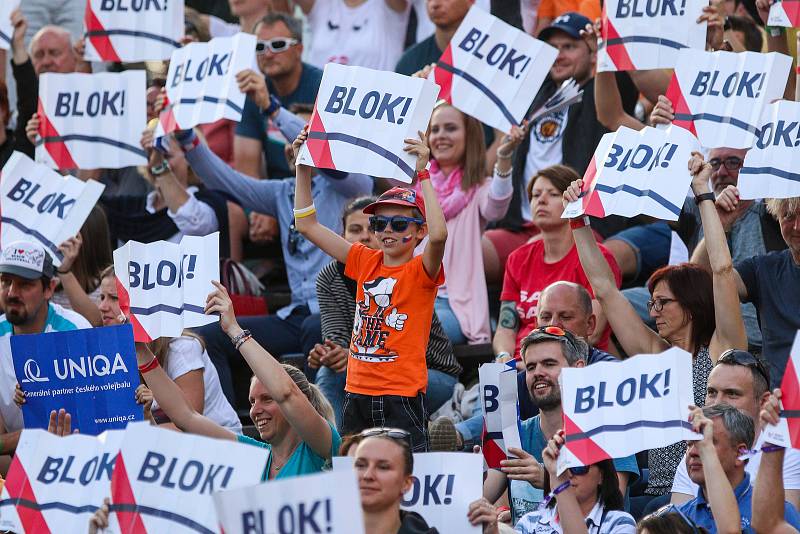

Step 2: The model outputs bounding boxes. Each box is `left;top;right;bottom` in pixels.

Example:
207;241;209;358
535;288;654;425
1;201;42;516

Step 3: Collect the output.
398;511;439;534
497;73;639;238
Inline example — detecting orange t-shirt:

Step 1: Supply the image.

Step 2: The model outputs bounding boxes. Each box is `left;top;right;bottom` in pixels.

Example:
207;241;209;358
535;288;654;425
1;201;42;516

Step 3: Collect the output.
344;243;444;397
537;0;601;23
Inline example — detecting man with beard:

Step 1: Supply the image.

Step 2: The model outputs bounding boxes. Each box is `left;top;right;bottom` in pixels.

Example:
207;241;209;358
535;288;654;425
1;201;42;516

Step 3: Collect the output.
0;241;90;463
483;326;639;525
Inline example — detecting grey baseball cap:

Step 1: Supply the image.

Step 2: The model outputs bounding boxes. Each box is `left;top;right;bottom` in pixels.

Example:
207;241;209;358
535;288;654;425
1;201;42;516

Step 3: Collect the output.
0;241;55;280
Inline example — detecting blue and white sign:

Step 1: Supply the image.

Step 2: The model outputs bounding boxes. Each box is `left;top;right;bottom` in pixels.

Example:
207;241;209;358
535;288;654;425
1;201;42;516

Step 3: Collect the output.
11;324;142;435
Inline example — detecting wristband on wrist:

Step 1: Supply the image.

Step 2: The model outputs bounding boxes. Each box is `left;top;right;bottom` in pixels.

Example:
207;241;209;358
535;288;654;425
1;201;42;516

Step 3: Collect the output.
417;169;430;182
495;351;511;362
231;329;252;350
494;163;512;178
57;267;71;275
138;356;160;374
539;480;571;510
496;150;513;160
570;216;590;230
694;192;715;205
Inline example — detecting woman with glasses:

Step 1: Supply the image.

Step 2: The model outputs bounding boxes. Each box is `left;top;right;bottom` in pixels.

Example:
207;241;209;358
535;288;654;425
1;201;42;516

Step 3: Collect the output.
512;430;635;533
421;102;524;345
563;154;748;500
134;282;341;481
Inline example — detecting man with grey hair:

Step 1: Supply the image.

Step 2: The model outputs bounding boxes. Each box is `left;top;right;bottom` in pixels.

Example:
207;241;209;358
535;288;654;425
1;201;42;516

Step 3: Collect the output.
483;326;639;524
234;12;322;181
676;403;800;531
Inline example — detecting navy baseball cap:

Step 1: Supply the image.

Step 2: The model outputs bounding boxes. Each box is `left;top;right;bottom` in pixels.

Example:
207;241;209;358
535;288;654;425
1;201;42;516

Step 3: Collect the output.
539;12;592;42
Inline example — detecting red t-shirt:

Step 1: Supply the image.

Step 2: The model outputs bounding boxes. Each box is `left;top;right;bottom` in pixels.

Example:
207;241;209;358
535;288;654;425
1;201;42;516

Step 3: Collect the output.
500;240;621;357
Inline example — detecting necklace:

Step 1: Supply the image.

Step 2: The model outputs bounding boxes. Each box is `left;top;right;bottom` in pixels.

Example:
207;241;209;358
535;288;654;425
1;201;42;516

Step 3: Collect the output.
271;441;301;472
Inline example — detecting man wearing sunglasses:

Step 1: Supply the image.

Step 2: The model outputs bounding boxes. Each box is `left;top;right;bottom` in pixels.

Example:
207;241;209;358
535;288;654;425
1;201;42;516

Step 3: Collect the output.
670;349;800;510
483;326;639;525
673;403;800;533
235;13;322;181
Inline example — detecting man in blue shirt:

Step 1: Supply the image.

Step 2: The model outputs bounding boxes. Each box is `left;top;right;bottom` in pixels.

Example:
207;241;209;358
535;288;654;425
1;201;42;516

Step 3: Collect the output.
482;326;638;525
677;403;800;533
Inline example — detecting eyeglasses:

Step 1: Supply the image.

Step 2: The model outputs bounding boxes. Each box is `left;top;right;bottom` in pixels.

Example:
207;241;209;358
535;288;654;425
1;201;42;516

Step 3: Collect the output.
369;215;424;233
708;156;743;171
256;38;299;55
359;427;412;446
652;505;702;534
718;349;770;389
646;297;677;312
568;465;590;476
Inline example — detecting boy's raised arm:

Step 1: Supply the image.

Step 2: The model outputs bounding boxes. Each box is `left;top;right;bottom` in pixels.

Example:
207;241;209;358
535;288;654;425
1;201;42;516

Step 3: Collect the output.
409;132;447;279
292;127;352;264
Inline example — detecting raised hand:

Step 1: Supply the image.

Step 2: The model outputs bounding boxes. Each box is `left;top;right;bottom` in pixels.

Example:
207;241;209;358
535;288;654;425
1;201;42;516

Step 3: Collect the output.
404;131;431;173
204;281;239;337
501;447;546;488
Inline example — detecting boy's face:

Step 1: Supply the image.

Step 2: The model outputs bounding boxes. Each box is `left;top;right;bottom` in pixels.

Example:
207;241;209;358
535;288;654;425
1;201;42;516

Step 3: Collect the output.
371;205;427;255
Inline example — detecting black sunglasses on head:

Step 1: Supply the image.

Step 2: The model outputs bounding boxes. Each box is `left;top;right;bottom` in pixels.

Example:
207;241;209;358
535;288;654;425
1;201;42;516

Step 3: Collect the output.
718;349;770;389
368;215;424;233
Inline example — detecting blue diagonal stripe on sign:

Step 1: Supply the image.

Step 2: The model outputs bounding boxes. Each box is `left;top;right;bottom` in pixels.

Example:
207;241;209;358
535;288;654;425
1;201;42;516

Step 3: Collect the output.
41;135;147;157
131;303;207;316
593;183;682;216
307;131;416;179
0;498;99;513
0;30;10;46
435;61;519;128
0;217;64;260
740;166;800;183
673;112;760;135
780;410;800;418
111;504;215;534
175;96;243;115
564;419;694;442
84;29;181;48
602;36;687;50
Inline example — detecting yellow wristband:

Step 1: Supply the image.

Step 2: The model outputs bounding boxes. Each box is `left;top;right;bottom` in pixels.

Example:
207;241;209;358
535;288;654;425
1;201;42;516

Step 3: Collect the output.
294;207;317;219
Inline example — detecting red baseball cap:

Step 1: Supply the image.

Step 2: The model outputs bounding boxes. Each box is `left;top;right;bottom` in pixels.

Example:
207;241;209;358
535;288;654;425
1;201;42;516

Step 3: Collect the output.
363;187;426;220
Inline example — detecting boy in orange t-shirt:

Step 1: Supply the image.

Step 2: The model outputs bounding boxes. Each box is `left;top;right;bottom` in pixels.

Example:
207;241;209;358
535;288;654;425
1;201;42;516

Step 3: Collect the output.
292;127;447;451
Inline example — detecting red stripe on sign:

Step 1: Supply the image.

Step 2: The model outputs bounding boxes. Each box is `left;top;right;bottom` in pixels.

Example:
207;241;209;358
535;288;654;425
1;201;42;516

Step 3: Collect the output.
562;413;612;466
306;109;335;169
665;75;698;137
115;276;153;343
84;0;122;62
433;46;455;103
37;99;79;170
602;15;635;71
5;457;51;533
158;107;179;136
781;357;800;448
481;421;506;469
781;0;800;25
581;156;607;218
111;454;148;533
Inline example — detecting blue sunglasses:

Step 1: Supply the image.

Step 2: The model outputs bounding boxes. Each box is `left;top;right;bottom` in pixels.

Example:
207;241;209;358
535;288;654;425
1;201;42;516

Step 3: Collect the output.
369;215;424;233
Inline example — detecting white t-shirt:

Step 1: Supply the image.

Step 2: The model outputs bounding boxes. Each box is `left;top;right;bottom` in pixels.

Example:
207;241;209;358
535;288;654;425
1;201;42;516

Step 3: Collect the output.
671;431;800;496
306;0;410;70
0;303;92;433
521;109;569;220
151;336;242;434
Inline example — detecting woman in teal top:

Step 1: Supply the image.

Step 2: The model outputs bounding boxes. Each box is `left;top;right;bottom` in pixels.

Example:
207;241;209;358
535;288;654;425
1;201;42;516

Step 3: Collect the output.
136;281;341;481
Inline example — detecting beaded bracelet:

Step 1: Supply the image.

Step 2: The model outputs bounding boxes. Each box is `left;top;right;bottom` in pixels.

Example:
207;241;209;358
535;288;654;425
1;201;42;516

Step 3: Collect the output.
231;329;253;350
494;164;512;178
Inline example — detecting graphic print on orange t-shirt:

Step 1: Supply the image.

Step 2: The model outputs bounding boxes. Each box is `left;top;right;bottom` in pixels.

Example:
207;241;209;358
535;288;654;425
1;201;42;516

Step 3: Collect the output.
344;243;444;397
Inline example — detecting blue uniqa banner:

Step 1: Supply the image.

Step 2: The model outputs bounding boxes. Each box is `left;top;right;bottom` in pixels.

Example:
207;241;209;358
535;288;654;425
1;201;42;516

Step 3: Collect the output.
11;324;142;434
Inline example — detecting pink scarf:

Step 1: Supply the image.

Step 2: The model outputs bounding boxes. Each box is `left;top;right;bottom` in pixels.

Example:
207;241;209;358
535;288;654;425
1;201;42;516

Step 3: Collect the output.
417;160;477;220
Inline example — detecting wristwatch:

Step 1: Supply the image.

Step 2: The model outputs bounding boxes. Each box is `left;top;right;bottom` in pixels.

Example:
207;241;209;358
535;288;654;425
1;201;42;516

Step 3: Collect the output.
264;94;282;117
694;192;715;205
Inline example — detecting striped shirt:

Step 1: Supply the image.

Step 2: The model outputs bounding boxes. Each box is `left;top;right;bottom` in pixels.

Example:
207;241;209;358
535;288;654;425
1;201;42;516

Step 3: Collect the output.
316;260;462;377
515;502;636;534
0;303;92;432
